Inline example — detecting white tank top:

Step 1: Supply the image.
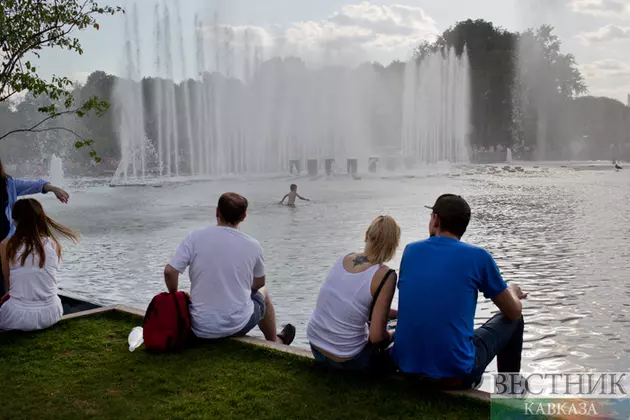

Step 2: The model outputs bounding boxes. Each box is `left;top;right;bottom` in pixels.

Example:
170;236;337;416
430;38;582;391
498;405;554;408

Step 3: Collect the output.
307;256;381;358
9;238;60;304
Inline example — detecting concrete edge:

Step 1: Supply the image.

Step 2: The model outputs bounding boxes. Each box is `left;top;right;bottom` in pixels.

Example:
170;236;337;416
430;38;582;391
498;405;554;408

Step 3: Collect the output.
58;305;493;404
114;304;146;317
233;336;315;359
60;306;118;321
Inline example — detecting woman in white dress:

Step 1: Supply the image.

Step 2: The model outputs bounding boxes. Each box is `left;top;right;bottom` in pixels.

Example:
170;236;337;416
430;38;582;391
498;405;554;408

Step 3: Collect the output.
0;198;78;331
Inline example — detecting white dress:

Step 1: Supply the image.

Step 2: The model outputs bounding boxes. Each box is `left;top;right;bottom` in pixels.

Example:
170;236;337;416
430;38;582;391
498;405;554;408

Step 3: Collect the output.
0;238;63;331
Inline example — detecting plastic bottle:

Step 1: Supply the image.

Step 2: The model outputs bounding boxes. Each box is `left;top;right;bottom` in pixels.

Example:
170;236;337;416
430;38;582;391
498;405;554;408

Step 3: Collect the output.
128;326;144;352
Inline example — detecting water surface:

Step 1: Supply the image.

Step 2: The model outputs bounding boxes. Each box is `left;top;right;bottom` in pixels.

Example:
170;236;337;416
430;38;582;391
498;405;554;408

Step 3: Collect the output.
42;164;630;374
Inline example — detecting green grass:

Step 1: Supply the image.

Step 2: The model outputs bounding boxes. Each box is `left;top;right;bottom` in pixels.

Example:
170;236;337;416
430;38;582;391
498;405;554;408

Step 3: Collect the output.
0;311;490;420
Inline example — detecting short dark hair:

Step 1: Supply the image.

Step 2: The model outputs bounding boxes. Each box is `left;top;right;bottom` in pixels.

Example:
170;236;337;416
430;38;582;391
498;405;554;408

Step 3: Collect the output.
217;193;248;225
290;184;297;191
427;194;471;238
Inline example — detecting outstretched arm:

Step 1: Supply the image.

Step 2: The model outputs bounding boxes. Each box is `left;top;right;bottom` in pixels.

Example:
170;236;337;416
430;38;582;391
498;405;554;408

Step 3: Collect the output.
297;194;310;201
279;194;288;204
14;178;49;197
43;183;70;203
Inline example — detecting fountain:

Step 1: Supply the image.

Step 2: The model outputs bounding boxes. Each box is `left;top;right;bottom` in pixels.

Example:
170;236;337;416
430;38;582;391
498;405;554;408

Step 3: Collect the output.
506;148;513;163
49;154;64;188
401;47;471;164
111;2;471;185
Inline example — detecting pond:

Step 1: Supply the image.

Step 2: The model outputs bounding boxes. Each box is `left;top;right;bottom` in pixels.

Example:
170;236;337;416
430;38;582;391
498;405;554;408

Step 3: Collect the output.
41;162;630;374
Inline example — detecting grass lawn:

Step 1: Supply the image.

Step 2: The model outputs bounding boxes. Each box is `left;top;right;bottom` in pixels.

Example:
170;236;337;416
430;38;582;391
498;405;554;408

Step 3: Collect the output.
0;311;491;420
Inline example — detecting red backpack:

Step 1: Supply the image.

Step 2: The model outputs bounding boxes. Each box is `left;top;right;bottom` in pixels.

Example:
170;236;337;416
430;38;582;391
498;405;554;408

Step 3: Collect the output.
143;292;191;352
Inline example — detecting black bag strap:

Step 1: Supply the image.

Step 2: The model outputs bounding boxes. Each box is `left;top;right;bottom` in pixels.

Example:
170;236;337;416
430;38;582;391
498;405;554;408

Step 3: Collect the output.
368;269;396;323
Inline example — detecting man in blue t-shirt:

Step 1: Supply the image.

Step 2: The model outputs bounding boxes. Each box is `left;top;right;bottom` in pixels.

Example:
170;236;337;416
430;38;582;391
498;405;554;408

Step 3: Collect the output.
391;194;527;388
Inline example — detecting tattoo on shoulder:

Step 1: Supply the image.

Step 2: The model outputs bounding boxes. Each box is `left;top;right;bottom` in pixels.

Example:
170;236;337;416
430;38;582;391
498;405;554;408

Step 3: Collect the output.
353;255;370;266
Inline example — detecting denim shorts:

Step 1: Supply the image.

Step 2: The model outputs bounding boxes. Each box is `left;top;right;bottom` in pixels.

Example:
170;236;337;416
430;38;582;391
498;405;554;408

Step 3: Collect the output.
232;291;266;337
311;344;374;371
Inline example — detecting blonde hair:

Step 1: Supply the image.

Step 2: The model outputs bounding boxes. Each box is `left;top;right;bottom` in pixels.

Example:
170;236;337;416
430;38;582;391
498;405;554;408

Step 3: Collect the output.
364;216;400;264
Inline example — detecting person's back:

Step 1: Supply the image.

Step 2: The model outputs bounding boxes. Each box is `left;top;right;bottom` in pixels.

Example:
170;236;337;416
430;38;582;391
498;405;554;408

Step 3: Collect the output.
0;198;77;331
307;256;380;358
307;216;400;371
9;238;60;303
180;225;264;338
165;192;296;344
392;237;504;377
391;194;527;389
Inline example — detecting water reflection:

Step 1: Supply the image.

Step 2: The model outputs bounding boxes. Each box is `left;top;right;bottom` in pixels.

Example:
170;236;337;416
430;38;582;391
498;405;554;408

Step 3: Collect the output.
41;166;630;373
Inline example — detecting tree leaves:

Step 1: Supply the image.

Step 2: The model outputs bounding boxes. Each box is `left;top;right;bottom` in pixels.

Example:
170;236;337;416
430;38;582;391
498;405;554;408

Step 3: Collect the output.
0;0;123;161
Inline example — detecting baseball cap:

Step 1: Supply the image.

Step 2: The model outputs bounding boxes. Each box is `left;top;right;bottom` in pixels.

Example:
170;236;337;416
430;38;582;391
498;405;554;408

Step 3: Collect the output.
425;194;471;221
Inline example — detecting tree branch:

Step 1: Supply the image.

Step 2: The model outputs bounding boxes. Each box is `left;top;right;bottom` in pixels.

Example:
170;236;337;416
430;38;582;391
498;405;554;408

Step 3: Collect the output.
6;126;89;142
0;88;19;103
11;126;101;161
0;108;82;141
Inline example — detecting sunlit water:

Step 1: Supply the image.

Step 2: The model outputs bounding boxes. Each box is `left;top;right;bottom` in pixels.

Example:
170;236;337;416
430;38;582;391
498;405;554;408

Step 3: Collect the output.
38;163;630;374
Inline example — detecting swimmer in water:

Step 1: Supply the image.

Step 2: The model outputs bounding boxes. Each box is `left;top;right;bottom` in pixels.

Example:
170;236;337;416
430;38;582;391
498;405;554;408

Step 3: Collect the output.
279;184;310;206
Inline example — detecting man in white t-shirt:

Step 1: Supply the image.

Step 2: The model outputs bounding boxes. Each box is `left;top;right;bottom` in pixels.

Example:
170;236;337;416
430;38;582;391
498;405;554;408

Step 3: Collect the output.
164;192;296;344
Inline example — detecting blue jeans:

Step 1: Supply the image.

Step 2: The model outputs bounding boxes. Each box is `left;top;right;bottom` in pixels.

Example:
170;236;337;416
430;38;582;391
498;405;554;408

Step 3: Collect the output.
231;291;266;337
311;344;375;371
462;313;525;388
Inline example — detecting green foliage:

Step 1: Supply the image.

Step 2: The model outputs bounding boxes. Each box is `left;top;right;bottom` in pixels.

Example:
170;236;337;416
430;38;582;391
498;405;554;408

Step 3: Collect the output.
415;20;519;148
0;0;122;157
415;19;592;154
518;25;587;99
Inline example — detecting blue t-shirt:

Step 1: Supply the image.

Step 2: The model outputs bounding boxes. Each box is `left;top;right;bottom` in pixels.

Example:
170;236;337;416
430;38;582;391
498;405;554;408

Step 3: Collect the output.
391;236;507;378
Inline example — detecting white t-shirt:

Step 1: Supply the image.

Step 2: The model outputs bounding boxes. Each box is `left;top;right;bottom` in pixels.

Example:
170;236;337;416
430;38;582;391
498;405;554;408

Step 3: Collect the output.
169;225;265;339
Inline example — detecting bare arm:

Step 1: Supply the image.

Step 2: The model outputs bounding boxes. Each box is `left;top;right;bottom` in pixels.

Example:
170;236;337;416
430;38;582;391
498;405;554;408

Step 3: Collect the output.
369;268;397;344
0;240;10;301
166;234;192;294
164;264;180;294
252;275;266;292
279;194;288;204
43;183;69;204
297;194;310;201
492;284;527;321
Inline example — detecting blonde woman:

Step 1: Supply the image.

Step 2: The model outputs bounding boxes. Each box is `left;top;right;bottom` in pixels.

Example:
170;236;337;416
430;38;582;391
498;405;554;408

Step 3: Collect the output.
307;216;400;371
